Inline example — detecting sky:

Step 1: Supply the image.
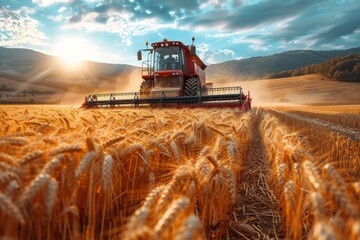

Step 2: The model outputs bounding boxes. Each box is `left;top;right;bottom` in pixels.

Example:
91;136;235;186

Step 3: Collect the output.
0;0;359;66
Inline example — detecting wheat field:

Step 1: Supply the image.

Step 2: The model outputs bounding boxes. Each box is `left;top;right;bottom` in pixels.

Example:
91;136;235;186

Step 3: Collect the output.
0;105;359;239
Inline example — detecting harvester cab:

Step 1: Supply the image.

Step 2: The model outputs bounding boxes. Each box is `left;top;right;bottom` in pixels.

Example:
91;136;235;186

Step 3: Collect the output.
82;37;252;111
137;37;206;97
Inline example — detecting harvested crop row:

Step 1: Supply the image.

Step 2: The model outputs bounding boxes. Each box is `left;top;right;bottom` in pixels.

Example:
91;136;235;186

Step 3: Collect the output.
272;106;360;130
259;109;360;239
266;107;360;182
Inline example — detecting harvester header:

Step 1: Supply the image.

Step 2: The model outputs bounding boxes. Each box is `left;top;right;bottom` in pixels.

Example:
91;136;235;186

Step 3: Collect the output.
82;37;251;110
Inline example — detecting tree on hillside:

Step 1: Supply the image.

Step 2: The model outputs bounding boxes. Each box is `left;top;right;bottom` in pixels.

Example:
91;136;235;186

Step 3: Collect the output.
267;53;360;82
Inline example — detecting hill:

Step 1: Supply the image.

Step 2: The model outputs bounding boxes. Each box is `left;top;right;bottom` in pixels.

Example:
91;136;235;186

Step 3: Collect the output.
206;48;360;82
0;47;140;104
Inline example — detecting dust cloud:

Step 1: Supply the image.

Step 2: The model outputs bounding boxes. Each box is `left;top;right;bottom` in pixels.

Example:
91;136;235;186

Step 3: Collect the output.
211;74;360;106
6;70;360;106
48;68;142;105
115;68;143;92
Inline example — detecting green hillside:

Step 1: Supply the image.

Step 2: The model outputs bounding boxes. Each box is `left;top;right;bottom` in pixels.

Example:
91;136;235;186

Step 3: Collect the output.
206;48;360;80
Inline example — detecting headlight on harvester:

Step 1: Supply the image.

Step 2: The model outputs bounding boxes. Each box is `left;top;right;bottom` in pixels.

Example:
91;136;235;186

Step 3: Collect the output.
172;72;179;76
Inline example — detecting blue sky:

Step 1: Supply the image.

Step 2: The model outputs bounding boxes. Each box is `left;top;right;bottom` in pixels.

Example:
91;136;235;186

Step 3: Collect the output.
0;0;359;66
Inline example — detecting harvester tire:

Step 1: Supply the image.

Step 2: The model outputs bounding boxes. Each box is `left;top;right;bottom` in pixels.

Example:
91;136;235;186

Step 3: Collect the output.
184;78;200;96
140;80;153;97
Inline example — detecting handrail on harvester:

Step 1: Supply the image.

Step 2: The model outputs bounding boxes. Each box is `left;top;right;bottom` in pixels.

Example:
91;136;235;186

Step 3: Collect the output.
82;86;251;110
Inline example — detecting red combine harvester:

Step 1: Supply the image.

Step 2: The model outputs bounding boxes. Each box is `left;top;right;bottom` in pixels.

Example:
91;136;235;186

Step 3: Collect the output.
82;37;251;111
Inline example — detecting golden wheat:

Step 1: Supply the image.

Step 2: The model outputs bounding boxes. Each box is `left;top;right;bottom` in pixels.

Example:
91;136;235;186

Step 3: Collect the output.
0;105;358;239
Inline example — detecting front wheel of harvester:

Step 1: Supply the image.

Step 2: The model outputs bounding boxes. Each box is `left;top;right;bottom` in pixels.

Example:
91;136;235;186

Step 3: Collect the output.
140;80;153;97
184;78;200;96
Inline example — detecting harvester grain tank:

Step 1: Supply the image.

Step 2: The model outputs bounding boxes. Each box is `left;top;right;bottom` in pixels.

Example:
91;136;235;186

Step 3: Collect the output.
82;37;251;111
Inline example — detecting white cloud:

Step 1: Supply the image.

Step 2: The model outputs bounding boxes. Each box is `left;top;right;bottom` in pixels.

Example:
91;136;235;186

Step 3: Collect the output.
233;37;271;51
47;15;65;22
206;49;235;64
0;6;47;46
219;49;234;56
196;43;236;64
320;44;345;50
58;6;67;13
197;43;210;55
17;6;36;15
63;10;172;46
32;0;71;7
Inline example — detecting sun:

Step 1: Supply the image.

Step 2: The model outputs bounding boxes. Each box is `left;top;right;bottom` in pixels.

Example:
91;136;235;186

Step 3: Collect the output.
53;37;89;68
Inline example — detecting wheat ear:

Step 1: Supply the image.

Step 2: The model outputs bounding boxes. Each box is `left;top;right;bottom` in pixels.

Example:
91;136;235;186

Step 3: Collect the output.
6;180;19;199
49;144;82;156
302;161;322;191
142;185;165;208
18;150;44;165
154;197;190;235
101;136;125;149
75;150;96;178
102;153;113;192
41;154;64;174
224;165;236;205
18;173;51;208
311;221;337;240
45;177;58;219
175;215;203;240
0;152;17;165
0;192;24;224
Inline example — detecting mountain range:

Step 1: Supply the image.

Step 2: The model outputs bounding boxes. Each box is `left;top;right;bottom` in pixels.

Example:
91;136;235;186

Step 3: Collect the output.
206;48;360;82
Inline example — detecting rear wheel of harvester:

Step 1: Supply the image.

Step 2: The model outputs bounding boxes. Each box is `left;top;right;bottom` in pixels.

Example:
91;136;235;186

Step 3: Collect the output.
184;78;200;96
